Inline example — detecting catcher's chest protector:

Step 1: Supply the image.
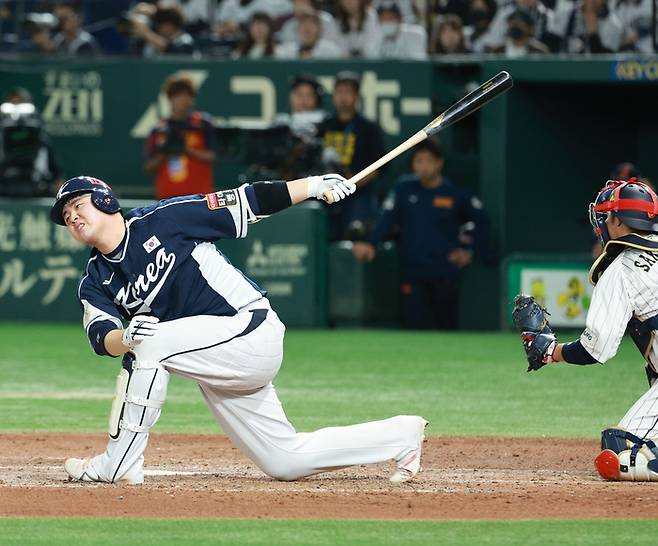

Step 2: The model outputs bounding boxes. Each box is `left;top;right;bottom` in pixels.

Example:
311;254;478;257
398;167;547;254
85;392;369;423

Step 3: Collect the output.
589;234;658;285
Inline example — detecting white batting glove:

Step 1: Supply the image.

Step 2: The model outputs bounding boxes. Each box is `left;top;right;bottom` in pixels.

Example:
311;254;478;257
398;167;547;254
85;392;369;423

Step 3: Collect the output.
122;315;160;349
307;174;356;203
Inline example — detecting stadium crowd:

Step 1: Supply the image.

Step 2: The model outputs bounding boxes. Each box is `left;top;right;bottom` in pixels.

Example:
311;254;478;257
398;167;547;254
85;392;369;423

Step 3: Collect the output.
3;0;655;57
1;0;653;329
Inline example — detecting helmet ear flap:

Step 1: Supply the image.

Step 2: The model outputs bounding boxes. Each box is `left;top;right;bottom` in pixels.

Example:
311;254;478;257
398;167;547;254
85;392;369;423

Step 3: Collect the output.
91;190;120;215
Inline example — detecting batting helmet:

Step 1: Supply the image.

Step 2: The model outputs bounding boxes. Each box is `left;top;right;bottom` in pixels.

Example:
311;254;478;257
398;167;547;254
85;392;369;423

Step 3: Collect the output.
50;175;121;226
589;178;658;245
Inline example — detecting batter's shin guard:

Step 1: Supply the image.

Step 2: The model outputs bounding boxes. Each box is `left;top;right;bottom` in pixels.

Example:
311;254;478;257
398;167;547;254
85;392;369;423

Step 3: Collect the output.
95;353;169;483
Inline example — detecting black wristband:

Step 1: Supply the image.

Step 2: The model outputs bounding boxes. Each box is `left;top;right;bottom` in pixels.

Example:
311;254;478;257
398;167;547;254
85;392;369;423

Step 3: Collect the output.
561;340;598;365
250;181;292;215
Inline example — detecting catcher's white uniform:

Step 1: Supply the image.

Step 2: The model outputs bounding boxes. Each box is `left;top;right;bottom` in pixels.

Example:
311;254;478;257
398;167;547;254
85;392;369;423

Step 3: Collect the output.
581;237;658;439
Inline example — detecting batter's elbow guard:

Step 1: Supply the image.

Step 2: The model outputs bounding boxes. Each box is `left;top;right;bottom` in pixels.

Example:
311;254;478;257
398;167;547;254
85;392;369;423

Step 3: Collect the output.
248;181;292;215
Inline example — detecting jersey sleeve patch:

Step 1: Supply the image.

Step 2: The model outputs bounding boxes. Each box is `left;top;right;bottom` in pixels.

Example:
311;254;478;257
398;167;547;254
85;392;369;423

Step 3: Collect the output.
206;190;238;210
433;196;454;209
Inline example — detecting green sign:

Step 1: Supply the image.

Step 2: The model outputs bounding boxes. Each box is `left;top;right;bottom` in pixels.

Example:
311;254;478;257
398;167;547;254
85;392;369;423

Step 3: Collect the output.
0;59;434;197
0;198;87;321
0;199;327;327
506;256;593;328
220;202;328;327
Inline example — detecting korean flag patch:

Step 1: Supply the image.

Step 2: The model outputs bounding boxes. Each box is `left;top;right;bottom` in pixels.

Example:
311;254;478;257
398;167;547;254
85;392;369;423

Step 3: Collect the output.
206;190;237;210
143;235;161;253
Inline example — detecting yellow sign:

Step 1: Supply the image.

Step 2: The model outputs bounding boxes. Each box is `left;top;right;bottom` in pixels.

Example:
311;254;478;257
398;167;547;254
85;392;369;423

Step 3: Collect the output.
613;61;658;81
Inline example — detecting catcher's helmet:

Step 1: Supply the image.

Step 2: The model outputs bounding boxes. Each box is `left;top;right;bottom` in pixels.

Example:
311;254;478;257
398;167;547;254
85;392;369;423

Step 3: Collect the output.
50;175;121;226
589;178;658;245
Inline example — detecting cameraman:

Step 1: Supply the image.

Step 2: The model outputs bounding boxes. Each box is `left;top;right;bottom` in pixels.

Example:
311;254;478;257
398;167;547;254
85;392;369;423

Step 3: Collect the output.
0;88;63;197
269;73;329;180
24;12;58;53
144;74;216;199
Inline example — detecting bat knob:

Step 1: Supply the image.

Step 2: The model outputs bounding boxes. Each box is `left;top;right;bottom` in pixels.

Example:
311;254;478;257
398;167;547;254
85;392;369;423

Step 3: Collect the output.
321;190;335;204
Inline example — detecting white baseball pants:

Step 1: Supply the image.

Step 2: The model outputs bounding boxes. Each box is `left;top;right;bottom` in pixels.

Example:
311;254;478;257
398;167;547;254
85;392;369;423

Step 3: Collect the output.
619;378;658;439
86;300;423;483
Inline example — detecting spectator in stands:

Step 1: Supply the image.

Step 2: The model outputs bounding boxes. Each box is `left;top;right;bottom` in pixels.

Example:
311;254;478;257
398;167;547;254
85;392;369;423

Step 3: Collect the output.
430;14;469;53
352;139;490;330
616;0;655;53
275;8;344;58
130;4;197;56
335;0;383;58
433;0;471;24
233;12;276;58
489;9;550;54
215;0;292;37
377;2;428;59
471;0;555;52
52;1;100;55
279;0;340;46
552;0;624;52
144;74;216;199
462;0;498;50
372;0;417;23
318;71;386;241
179;0;214;35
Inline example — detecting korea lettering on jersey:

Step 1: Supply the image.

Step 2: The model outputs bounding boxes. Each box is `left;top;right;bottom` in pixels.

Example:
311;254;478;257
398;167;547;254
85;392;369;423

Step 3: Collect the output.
78;186;265;355
581;242;658;363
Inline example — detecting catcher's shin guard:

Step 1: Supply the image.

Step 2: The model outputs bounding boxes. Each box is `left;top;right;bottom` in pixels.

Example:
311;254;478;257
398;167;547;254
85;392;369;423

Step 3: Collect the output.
595;427;658;481
617;449;658;481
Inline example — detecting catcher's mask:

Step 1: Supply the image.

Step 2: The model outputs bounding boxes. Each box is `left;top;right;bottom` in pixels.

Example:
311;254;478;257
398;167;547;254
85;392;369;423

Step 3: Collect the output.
589;178;658;246
50;175;121;226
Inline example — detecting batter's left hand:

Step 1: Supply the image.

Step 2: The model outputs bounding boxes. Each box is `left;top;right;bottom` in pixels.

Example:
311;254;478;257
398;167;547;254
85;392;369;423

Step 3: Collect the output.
307;174;356;203
122;315;160;349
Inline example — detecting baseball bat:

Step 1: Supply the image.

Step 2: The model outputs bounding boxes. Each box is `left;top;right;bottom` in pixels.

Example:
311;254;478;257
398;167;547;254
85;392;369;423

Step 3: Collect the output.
322;70;513;203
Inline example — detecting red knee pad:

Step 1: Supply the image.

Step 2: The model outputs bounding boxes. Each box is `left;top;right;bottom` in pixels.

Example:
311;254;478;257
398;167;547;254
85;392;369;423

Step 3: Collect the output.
595;449;621;480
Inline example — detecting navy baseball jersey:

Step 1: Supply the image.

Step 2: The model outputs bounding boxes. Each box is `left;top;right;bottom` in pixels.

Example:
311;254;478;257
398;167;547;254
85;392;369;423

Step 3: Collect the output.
79;185;265;355
368;175;489;280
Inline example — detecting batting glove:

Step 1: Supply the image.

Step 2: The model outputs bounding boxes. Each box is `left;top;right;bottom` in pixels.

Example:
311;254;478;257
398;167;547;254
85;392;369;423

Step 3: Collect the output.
307;174;356;203
122;315;160;349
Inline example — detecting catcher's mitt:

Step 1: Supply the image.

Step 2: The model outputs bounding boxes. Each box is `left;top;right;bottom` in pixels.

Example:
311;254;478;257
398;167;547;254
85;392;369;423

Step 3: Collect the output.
512;295;557;372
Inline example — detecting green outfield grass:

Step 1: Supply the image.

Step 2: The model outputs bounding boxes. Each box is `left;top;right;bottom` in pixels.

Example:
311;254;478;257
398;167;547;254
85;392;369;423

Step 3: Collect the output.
0;322;649;437
2;518;658;546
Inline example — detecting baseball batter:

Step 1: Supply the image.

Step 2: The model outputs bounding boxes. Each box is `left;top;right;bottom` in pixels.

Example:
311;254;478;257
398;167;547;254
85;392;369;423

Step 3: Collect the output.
514;179;658;481
50;175;428;485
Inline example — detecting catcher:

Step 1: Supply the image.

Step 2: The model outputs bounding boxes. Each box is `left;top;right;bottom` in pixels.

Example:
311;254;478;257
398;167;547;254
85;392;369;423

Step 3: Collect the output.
514;178;658;482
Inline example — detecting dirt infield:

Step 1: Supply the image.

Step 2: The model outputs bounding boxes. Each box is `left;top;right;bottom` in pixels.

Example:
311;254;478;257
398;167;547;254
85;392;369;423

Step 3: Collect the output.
1;433;657;519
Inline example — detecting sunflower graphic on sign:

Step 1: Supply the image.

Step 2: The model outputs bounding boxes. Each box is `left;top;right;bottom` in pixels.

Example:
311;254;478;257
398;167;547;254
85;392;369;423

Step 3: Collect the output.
557;277;591;319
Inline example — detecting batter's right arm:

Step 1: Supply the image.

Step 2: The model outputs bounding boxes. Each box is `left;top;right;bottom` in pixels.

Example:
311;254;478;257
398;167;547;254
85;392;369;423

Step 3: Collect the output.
243;175;356;219
287;175;356;205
